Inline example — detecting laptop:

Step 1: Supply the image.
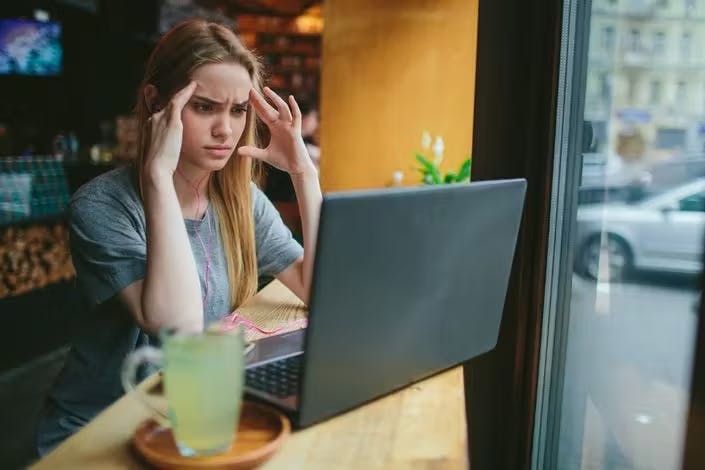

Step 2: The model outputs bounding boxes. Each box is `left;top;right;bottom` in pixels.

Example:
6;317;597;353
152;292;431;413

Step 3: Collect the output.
244;178;527;428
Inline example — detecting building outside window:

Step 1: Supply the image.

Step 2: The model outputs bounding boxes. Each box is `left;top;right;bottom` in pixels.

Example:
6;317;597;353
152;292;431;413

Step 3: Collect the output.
628;28;641;52
680;31;692;60
676;80;688;108
602;25;616;51
535;1;705;467
652;30;666;55
650;80;662;104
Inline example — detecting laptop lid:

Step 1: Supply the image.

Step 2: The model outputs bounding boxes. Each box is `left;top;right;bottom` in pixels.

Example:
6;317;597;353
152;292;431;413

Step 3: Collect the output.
297;178;527;427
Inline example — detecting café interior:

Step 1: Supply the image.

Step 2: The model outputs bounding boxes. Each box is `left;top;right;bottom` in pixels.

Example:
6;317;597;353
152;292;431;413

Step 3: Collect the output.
2;0;705;469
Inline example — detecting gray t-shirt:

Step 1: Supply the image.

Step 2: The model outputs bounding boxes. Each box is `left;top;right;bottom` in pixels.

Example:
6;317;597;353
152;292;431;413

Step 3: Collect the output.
37;165;303;453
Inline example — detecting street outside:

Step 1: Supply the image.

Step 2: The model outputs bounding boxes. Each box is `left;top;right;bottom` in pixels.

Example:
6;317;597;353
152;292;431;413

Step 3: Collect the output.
557;271;700;470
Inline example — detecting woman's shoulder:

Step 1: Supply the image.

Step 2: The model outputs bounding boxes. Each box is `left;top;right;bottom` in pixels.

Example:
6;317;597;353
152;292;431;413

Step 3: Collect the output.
70;165;141;217
72;165;138;201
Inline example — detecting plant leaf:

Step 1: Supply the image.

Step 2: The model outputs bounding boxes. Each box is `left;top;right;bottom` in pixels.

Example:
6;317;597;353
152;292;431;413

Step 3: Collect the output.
415;153;435;171
456;158;471;182
429;166;441;184
444;172;456;183
415;153;441;184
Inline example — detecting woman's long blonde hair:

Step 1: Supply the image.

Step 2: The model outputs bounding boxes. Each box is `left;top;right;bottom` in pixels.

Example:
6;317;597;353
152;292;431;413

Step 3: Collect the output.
134;20;262;310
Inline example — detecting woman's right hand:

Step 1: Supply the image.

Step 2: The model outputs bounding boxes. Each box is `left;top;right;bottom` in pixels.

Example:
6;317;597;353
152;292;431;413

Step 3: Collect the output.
145;81;197;178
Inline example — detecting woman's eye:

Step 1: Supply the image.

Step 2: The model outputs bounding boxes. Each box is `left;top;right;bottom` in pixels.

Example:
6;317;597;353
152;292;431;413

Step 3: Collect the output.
231;107;247;115
194;103;213;112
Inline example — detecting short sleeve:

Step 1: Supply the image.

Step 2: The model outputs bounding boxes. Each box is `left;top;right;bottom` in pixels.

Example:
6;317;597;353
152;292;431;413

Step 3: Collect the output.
69;181;147;307
252;183;304;277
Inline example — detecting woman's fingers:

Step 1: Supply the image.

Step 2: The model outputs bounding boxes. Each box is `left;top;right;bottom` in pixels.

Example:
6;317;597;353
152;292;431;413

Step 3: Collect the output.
144;81;196;171
263;87;293;122
288;95;302;123
237;145;268;161
149;109;166;126
168;80;197;122
249;88;279;124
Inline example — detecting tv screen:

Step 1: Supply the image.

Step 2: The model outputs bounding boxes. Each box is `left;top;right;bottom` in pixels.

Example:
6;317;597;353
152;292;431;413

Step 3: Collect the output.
0;19;62;76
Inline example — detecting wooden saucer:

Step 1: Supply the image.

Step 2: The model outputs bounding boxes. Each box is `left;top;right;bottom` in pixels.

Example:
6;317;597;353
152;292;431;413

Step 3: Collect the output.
133;401;290;469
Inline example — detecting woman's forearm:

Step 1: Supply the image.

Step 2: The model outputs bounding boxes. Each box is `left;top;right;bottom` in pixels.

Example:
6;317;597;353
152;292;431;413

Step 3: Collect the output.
141;171;203;333
291;163;322;298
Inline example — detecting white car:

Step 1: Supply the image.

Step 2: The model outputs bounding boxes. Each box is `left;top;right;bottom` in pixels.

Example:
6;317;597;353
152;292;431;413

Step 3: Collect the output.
575;178;705;281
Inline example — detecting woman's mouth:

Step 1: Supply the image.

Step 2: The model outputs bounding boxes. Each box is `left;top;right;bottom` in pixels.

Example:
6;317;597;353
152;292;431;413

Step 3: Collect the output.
203;146;233;158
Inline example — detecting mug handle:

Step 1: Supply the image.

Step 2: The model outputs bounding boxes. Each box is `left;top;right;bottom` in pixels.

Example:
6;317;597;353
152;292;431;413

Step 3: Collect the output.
120;346;170;423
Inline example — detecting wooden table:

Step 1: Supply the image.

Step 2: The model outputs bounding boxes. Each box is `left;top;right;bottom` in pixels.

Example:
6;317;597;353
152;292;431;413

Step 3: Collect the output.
30;281;468;469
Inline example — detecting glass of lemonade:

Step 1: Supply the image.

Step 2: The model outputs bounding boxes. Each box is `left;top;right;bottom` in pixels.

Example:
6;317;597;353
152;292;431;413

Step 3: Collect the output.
122;327;245;457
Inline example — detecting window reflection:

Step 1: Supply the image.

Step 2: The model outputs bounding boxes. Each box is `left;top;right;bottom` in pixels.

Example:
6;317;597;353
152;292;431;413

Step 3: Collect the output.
557;0;704;468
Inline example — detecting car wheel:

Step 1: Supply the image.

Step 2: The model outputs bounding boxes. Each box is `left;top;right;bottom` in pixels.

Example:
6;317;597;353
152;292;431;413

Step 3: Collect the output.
580;235;632;282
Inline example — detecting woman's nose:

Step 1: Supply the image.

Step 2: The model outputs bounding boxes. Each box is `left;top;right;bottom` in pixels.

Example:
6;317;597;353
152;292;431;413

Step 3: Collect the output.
212;114;233;139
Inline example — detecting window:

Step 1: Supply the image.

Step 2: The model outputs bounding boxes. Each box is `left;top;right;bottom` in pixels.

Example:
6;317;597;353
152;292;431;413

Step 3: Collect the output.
652;31;666;55
600;72;612;100
681;31;692;60
677;80;687;106
602;26;616;51
650;80;662;104
627;77;638;103
535;1;705;468
679;192;705;212
685;0;696;14
657;127;687;148
628;28;641;52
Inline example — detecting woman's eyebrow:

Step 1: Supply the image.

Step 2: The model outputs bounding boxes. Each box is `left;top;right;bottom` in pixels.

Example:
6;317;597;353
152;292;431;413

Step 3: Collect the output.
191;96;249;107
192;95;224;105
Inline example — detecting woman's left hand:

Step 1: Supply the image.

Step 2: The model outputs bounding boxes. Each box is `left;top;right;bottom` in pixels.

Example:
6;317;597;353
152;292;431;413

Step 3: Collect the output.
238;87;315;176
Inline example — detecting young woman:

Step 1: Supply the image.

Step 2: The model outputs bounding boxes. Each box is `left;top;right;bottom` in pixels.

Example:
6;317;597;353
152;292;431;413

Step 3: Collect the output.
36;19;321;454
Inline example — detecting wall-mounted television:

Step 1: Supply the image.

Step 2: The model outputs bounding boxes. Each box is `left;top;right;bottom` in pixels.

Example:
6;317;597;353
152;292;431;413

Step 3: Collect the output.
0;19;62;76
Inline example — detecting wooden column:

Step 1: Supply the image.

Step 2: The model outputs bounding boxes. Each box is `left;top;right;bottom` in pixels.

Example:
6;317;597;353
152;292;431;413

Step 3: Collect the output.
319;0;478;191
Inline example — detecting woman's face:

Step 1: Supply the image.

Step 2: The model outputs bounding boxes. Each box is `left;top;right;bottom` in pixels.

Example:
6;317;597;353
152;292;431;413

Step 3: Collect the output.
179;62;253;172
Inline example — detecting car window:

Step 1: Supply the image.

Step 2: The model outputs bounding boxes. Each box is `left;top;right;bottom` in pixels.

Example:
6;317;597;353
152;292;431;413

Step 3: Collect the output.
678;191;705;212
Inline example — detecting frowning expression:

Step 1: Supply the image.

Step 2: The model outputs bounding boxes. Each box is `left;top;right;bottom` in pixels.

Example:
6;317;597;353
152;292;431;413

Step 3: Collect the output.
179;62;253;171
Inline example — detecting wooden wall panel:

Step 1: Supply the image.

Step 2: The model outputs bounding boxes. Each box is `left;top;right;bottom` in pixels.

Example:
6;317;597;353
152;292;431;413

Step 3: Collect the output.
319;0;478;191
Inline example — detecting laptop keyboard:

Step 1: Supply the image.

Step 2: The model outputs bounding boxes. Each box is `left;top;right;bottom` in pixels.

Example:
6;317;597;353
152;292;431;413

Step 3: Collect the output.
245;355;302;398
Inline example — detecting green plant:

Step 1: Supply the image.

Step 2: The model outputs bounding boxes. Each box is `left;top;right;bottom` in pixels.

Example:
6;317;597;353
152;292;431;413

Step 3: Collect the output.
413;132;471;185
414;154;471;185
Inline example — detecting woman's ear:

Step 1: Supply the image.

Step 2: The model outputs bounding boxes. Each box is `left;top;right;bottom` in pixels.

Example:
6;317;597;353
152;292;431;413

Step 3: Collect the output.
143;84;162;113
